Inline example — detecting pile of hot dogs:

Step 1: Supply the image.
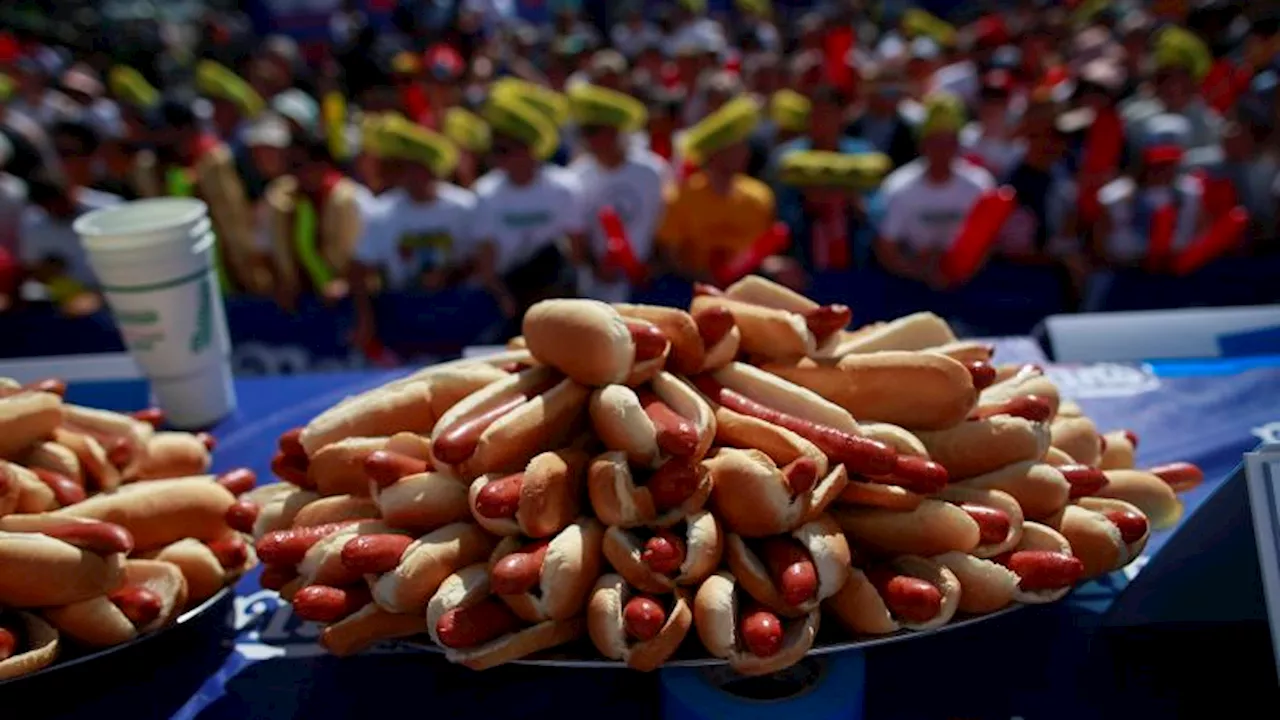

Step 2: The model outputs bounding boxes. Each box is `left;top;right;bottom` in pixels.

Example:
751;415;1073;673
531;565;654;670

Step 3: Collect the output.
0;379;257;680
246;276;1203;675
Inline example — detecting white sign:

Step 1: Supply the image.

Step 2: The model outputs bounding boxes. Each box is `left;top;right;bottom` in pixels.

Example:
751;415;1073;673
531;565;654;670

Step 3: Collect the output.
1244;445;1280;673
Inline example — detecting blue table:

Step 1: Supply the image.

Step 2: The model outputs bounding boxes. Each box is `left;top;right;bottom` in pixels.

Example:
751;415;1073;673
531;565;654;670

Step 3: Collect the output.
20;352;1280;719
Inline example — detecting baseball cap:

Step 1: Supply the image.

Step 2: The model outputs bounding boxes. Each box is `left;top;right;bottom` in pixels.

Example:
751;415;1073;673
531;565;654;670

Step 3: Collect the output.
245;112;292;148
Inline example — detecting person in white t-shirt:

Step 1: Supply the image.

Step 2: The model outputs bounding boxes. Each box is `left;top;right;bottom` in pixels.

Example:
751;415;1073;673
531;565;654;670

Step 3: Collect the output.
473;93;585;328
19;119;121;316
350;120;477;349
566;83;671;303
877;92;995;289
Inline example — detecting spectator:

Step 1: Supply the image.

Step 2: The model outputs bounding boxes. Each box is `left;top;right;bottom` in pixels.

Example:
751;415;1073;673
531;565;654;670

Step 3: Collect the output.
848;63;917;168
1127;26;1222;158
195;60;264;145
777;150;890;272
566;83;670;302
1065;58;1130;233
658;96;782;281
1204;119;1276;247
351;119;476;348
244;111;292;258
266;135;368;310
876;92;995;289
611;6;662;61
999;92;1076;264
472;91;584;330
138;96;261;296
961;70;1023;180
443;105;492;189
58;64;122;143
1096;114;1203;270
7;56;58;125
19;119;121;316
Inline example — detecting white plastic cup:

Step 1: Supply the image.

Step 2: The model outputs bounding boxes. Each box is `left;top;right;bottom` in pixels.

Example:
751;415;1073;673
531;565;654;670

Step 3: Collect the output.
74;198;237;428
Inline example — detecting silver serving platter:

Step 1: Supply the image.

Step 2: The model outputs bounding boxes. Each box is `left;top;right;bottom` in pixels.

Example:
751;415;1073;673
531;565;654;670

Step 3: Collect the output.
398;603;1025;668
0;585;233;686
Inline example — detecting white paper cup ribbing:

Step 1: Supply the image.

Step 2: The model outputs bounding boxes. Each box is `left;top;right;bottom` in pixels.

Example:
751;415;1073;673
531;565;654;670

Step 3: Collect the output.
75;198;237;428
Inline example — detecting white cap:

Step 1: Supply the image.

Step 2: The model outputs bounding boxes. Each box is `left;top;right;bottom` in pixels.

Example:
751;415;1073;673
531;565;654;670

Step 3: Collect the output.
245;112;292;148
1144;113;1192;148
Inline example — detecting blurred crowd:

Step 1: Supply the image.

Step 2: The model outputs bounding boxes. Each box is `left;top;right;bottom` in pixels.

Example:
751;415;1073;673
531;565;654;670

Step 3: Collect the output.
1;0;1279;344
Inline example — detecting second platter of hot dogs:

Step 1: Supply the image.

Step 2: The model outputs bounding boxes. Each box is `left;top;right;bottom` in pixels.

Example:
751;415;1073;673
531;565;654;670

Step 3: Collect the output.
241;276;1203;675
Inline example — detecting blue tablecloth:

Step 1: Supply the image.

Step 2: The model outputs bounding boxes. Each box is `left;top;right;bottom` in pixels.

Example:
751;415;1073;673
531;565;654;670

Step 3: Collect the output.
21;349;1280;719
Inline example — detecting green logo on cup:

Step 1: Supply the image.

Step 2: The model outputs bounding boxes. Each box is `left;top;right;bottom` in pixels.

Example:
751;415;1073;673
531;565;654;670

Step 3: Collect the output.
190;276;213;353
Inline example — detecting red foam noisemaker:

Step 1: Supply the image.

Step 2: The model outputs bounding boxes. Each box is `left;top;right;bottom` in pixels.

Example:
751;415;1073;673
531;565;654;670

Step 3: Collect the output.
939;186;1017;285
714;223;791;287
599;206;647;284
1077;108;1124;224
1144;203;1179;272
1171;206;1248;276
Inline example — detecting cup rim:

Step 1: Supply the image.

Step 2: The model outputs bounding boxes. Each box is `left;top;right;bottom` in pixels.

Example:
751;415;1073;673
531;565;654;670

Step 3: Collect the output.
74;198;209;246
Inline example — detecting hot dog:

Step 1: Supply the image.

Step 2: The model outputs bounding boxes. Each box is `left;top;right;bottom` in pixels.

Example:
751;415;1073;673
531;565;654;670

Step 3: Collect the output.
690;276;849;361
826;556;961;634
369;522;497;615
1148;462;1203;493
430;367;589;480
20;441;82;486
469;449;586;537
953;461;1073;522
1099;430;1137;470
31;467;86;507
0;519;130;607
705;448;848;537
976;364;1061;421
588;452;713;529
763;352;983;431
298;363;509;456
42;559;188;647
523;299;671;387
1052;497;1150;579
319;603;430;657
818;311;958;357
693;571;819;676
588;574;693;671
928;341;996;366
427;563;584;670
141;535;251;604
487;518;603;623
51;428;120;493
1093;469;1184;529
589;373;716;468
0;612;59;680
915;402;1053;481
0;390;63;460
256;521;361;568
725;515;851;617
601;510;723;594
935;486;1024;559
60;404;155;474
234;483;319;538
611;304;736;376
371;461;472;535
1050;415;1103;468
308;432;433;498
835;424;949;508
694;364;899;478
28;476;236;551
932;552;1020;614
835;499;981;557
129;431;212;481
994;522;1084;604
289;494;381;529
292;583;374;623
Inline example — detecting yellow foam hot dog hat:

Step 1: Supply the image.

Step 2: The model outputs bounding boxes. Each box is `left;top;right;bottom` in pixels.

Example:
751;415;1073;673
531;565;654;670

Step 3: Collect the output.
195;60;265;118
778;150;892;191
770;89;812;134
444;107;492;154
1153;26;1211;81
567;83;648;132
491;77;569;127
680;95;762;163
379;116;459;178
483;90;560;160
108;65;159;109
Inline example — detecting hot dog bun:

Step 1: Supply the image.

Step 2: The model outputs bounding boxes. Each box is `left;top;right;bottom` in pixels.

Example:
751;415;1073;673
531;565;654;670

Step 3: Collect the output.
375;471;472;534
130;432;212;481
489;518;603;623
1099;430;1137;470
588;575;692;672
370;522;497;615
43;559;188;647
0;612;59;680
427;563;584;670
320;603;430;657
41;476;235;550
0;530;127;607
978;366;1060;419
469;450;586;538
825;556;960;633
139;537;231;604
1095;469;1182;528
4;460;57;513
916;415;1052;481
22;441;82;484
290;494;380;529
524;299;663;386
725;514;851;617
54;428;121;492
933;552;1019;614
764;352;978;430
835;499;981;556
953;461;1071;521
591;373;716;468
601;511;723;594
706;449;847;537
430;368;589;480
693;571;819;676
824;312;957;355
935;486;1025;559
689;296;814;361
1056;497;1151;579
613;304;705;376
299;364;508;456
588;452;713;529
1050;416;1102;467
0;391;63;459
305;437;388;497
1008;522;1077;604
